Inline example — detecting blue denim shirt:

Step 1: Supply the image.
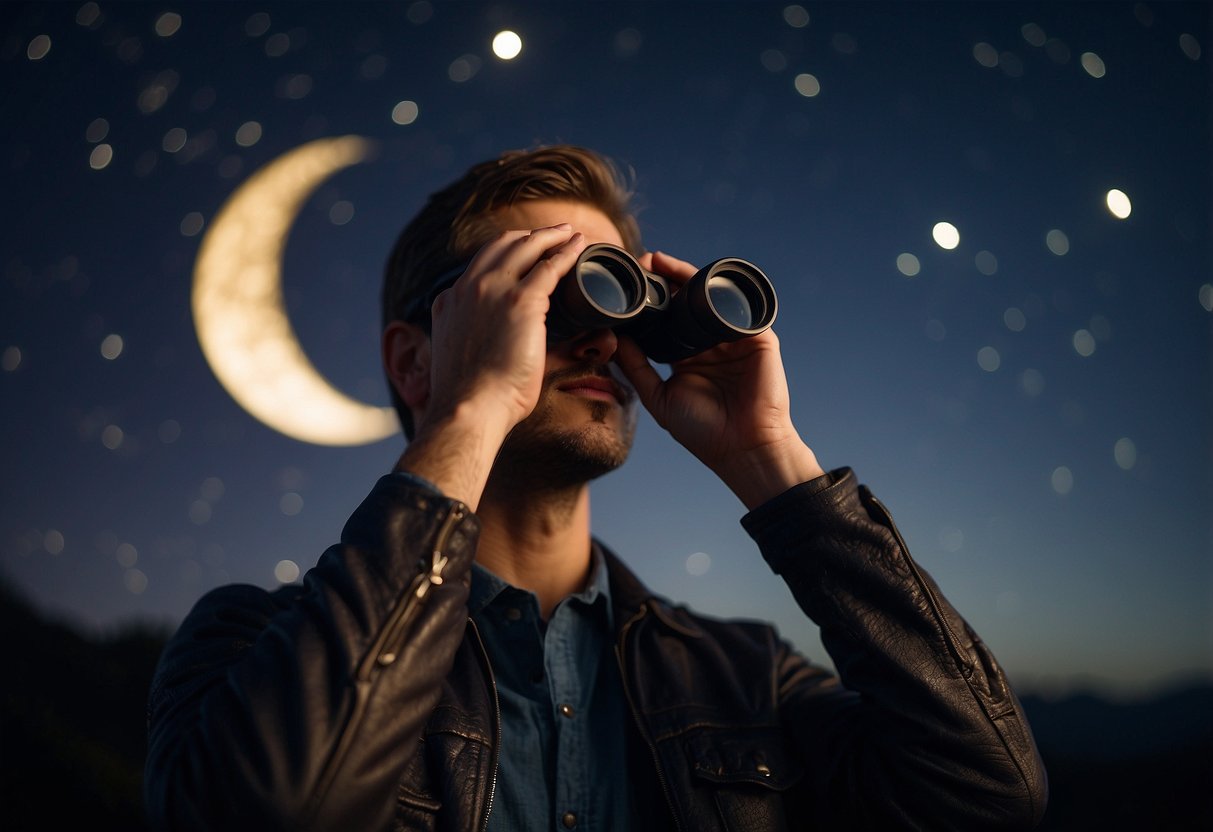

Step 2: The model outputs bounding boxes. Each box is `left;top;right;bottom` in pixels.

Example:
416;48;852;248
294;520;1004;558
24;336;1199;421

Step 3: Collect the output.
469;549;633;831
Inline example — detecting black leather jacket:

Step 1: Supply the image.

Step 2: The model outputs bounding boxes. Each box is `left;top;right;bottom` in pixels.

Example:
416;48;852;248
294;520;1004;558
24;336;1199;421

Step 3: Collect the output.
145;468;1046;830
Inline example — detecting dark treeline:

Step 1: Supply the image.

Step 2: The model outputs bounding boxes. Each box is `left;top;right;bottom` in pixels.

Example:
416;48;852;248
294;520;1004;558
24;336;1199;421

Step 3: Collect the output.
1;578;1209;830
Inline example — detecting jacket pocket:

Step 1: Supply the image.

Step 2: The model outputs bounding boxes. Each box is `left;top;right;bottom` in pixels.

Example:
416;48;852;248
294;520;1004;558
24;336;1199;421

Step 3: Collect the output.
395;738;441;831
684;727;803;832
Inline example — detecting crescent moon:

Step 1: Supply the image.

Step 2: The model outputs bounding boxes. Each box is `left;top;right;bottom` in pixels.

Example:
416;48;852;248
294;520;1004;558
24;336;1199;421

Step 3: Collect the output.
192;135;399;446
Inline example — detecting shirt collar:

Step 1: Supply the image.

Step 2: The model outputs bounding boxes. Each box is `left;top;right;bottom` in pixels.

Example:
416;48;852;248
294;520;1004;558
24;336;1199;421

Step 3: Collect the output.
469;542;614;630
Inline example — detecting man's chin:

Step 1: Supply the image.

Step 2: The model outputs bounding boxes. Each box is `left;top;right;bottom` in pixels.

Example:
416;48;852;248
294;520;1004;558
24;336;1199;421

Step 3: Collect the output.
495;412;634;488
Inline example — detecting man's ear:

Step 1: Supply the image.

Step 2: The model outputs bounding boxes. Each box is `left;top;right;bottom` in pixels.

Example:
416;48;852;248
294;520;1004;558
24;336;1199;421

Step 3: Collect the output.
382;321;431;412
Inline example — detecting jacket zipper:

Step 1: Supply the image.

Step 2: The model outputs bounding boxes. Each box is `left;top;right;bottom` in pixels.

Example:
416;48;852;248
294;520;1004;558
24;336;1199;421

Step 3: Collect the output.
468;618;501;832
358;503;466;679
312;503;466;816
616;604;684;832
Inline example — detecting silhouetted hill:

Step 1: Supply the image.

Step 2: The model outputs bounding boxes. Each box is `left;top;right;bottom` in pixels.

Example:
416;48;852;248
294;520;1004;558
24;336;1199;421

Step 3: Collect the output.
1021;686;1213;830
1;576;1210;829
0;578;169;831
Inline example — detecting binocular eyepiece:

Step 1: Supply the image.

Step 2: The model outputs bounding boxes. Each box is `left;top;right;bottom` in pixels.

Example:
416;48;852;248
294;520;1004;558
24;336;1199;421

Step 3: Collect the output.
548;244;778;363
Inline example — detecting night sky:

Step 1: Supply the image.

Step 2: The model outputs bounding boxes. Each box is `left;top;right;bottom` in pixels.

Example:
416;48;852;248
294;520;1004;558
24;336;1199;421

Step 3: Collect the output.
2;1;1209;698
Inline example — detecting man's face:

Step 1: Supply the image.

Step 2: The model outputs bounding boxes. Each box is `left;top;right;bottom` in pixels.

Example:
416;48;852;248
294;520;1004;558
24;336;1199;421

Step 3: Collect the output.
485;199;639;487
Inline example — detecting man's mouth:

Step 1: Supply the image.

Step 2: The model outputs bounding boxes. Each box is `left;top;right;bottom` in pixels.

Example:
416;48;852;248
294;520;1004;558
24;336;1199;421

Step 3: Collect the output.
555;373;628;405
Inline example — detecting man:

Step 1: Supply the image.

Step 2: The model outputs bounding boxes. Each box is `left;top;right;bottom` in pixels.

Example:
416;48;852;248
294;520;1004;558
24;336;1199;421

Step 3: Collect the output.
146;146;1046;830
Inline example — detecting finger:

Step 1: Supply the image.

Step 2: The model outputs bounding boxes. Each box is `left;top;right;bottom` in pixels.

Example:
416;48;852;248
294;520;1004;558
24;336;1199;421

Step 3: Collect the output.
464;224;577;285
613;335;664;413
518;231;586;296
493;223;578;279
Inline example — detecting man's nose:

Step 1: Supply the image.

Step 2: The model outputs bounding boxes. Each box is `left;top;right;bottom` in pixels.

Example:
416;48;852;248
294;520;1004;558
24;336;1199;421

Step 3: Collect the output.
565;327;618;363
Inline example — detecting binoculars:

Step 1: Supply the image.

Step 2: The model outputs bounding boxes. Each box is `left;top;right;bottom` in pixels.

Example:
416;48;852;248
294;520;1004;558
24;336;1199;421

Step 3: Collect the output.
548;244;778;363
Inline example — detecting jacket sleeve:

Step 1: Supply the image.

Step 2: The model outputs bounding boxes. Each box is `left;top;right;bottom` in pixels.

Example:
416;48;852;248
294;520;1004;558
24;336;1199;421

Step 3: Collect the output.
741;468;1047;831
144;475;481;831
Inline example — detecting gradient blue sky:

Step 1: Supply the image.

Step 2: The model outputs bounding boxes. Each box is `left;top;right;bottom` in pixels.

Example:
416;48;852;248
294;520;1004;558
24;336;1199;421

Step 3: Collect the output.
2;1;1209;697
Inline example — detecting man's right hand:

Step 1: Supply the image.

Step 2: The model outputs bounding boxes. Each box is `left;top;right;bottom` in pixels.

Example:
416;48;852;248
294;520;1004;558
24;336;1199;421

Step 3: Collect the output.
425;224;586;435
393;224;588;509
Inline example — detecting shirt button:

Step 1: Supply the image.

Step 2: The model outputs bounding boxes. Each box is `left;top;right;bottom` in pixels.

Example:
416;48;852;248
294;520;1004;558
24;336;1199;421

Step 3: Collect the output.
561;812;577;828
558;703;574;718
504;608;522;621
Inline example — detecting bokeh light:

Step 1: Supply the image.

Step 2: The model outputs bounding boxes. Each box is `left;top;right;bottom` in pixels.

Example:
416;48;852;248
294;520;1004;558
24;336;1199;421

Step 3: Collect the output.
1004;307;1026;331
163;127;188;153
2;346;21;372
1020;368;1045;397
391;100;419;125
449;55;482;82
100;334;124;360
1114;438;1137;470
101;425;124;450
27;35;51;61
614;27;642;58
685;551;711;576
44;529;65;554
180;212;205;237
1072;329;1096;357
1051;466;1074;495
492;30;522;60
977;347;1001;372
329;201;355;225
1105;188;1132;219
274;559;301;583
125;569;148;594
895;252;920;276
235;121;263;147
280;492;304;515
1046;228;1070;255
1021;23;1047;47
932;221;960;249
793;73;820;97
115;542;138;568
85;118;109;143
972;42;998;68
783;5;810;28
155;12;183;38
1080;52;1106;78
265;33;290;57
76;2;100;27
1179;33;1201;61
188;500;211;525
761;49;788;73
89;144;113;170
245;12;271;38
158;419;182;444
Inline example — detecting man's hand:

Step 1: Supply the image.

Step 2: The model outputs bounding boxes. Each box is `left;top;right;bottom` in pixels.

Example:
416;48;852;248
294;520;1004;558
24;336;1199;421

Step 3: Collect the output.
424;224;587;435
614;251;825;509
394;224;588;509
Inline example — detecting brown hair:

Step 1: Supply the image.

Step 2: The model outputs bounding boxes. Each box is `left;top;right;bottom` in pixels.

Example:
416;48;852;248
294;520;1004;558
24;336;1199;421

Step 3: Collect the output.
382;145;642;438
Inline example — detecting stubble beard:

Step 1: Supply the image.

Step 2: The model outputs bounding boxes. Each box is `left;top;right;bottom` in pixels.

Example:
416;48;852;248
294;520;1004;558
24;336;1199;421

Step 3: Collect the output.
491;372;637;494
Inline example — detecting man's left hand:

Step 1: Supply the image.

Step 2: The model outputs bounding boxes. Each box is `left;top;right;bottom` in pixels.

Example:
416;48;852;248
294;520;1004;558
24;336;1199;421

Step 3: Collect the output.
613;251;826;509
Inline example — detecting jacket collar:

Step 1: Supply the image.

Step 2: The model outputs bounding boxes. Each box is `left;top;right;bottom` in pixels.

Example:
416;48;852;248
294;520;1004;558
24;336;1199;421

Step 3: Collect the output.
598;540;705;639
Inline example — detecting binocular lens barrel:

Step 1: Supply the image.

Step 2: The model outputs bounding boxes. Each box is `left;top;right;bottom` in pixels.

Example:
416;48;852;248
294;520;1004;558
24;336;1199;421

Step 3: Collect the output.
579;260;637;315
548;243;777;363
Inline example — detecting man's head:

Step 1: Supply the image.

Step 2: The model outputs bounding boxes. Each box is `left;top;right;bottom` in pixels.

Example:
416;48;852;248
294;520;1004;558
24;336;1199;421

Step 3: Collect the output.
382;145;642;439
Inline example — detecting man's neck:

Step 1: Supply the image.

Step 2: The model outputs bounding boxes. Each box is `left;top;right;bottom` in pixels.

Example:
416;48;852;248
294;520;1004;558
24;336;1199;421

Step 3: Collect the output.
474;478;594;620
